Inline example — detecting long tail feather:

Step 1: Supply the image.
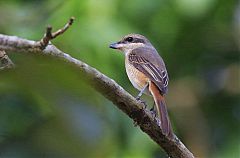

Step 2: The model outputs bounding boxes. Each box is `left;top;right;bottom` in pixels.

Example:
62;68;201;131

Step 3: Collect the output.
149;82;173;138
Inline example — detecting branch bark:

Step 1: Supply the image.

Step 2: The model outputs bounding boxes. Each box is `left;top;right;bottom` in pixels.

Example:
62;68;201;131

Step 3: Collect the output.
0;50;15;69
0;18;195;158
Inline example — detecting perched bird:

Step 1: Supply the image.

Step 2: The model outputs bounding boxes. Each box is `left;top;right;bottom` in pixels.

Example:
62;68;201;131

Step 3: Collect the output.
109;34;173;137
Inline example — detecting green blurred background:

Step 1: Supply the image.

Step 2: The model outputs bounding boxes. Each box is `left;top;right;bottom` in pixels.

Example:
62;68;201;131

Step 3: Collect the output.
0;0;239;157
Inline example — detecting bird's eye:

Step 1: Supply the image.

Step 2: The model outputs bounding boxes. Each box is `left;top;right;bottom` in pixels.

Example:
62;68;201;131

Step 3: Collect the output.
126;37;133;42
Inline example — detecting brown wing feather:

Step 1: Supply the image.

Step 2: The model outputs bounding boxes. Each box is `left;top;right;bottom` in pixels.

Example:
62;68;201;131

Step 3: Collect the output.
129;47;169;94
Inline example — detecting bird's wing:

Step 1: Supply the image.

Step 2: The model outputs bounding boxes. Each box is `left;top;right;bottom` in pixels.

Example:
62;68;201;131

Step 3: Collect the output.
129;47;169;94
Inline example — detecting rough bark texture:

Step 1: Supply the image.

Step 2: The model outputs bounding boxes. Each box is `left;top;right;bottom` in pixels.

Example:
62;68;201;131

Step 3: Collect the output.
0;32;195;158
0;50;15;69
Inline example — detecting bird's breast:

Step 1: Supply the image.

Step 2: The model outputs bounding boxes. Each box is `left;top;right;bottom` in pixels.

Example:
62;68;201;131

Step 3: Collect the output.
125;57;149;93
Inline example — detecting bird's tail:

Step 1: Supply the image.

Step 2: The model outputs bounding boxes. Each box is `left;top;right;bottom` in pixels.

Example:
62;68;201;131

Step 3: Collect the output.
149;82;173;138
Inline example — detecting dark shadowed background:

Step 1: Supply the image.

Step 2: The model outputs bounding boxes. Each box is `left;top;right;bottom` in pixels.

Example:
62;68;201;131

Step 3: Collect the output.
0;0;239;158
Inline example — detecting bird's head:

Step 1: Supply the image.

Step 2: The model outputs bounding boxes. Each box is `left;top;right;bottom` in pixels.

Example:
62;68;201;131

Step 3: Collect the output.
109;34;151;53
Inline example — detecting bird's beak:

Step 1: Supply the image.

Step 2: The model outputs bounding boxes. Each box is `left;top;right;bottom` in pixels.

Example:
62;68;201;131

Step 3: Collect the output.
109;42;121;49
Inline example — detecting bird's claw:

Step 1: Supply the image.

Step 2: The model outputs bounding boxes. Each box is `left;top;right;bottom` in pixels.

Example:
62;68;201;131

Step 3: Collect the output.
150;109;157;118
135;97;147;109
143;101;147;109
135;96;140;101
156;118;161;127
140;100;147;109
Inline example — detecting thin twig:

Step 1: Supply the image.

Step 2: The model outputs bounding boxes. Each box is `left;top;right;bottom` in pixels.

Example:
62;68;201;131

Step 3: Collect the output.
39;17;75;49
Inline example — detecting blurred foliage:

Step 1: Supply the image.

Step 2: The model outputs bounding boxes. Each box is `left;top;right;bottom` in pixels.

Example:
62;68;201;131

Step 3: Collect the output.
0;0;239;158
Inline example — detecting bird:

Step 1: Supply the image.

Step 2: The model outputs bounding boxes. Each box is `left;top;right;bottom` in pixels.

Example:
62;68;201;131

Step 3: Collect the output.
109;34;173;138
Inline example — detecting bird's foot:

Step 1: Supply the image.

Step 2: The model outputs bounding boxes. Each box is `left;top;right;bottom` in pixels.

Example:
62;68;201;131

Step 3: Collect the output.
155;118;161;127
135;97;147;109
135;96;140;101
150;108;157;118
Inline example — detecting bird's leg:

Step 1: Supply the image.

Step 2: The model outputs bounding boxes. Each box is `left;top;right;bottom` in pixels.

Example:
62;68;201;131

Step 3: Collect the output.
136;82;149;100
135;83;149;109
136;83;148;100
133;83;149;127
150;102;157;118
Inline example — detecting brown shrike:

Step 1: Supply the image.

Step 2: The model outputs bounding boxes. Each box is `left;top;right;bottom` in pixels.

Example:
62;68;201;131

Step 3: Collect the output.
109;34;173;137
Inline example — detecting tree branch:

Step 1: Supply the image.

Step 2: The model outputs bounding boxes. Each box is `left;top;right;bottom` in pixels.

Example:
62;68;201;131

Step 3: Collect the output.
0;18;195;158
39;17;75;49
0;50;15;70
